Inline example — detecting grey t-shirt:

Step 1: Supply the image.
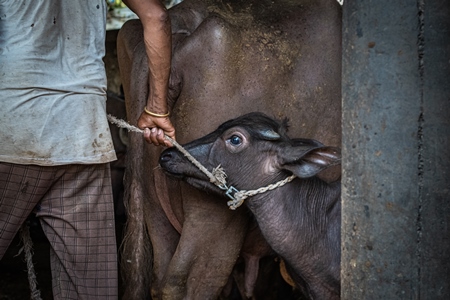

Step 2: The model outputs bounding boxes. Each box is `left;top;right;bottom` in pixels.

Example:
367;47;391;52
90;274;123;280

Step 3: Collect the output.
0;0;116;165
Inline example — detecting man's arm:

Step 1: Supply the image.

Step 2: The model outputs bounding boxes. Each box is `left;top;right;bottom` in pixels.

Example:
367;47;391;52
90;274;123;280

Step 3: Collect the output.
123;0;175;146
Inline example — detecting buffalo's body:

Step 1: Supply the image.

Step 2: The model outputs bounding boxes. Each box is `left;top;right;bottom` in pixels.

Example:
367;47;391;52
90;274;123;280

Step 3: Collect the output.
117;0;341;298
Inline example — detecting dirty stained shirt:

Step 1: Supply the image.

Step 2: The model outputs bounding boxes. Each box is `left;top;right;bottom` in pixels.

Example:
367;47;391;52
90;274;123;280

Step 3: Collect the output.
0;0;116;166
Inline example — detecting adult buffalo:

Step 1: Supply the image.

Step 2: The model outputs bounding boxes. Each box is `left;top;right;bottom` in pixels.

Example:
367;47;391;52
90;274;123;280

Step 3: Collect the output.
117;0;341;298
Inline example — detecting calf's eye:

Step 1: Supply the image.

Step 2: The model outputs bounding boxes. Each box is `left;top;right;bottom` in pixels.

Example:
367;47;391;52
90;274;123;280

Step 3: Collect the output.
229;135;242;145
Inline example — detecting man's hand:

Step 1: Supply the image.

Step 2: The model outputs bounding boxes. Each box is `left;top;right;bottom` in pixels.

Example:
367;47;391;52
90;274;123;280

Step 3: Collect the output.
137;112;175;147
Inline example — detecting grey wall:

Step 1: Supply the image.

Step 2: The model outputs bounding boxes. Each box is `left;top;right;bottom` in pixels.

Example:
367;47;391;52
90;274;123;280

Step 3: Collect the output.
342;0;450;298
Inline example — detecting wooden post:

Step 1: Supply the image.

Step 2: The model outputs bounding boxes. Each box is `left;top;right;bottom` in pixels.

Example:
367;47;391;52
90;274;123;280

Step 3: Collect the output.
342;0;450;298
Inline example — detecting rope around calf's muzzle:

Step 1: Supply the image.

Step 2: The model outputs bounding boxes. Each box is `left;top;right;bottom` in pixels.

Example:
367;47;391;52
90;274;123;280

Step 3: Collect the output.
107;114;296;209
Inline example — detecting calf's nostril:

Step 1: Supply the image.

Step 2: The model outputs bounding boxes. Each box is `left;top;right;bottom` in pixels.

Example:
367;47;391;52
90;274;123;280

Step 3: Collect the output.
160;152;173;163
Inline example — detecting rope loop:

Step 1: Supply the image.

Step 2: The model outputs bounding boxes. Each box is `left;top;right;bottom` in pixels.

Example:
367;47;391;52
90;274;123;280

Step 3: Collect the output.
227;174;296;210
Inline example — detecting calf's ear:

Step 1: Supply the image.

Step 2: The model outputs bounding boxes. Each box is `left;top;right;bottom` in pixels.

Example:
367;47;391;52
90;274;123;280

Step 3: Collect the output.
281;146;341;178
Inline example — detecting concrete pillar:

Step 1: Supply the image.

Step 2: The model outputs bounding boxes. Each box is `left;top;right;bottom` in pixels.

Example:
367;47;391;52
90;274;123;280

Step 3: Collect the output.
342;0;450;298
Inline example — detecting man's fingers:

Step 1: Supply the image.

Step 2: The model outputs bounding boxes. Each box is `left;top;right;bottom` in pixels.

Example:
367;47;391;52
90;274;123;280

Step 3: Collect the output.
142;124;174;147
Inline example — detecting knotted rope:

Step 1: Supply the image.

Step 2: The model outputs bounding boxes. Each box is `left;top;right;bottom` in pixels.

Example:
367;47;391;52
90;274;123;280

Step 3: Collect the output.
107;114;295;209
227;174;296;210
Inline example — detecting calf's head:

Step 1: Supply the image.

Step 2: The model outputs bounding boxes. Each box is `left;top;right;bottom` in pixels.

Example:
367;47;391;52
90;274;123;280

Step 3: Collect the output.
159;112;340;198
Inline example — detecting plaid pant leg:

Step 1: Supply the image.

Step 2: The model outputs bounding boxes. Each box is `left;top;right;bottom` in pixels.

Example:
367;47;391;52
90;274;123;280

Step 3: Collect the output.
0;162;52;258
35;164;118;300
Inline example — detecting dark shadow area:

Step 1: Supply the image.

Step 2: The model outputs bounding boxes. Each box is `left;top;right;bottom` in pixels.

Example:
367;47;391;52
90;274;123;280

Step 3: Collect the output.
0;215;127;300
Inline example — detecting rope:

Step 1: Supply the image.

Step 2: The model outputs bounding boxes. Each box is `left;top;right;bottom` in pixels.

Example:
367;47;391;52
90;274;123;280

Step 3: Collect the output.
228;174;296;210
17;222;42;300
107;114;295;210
107;114;227;187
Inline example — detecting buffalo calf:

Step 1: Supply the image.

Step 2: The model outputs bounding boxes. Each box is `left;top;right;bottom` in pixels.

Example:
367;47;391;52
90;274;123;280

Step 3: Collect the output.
160;112;341;300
